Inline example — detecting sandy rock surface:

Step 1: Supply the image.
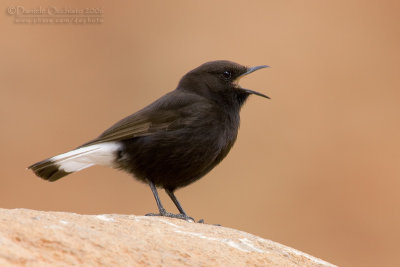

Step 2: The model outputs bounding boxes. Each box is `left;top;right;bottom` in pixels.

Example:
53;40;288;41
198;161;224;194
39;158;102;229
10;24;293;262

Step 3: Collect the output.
0;209;335;266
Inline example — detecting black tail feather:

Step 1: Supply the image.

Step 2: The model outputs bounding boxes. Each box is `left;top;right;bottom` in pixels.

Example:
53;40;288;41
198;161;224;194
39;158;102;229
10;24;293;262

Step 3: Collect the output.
28;159;71;182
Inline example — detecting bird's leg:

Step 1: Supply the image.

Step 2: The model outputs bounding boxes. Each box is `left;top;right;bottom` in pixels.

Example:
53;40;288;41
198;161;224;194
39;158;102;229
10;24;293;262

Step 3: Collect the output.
145;181;194;222
165;189;187;215
165;189;201;223
146;180;167;215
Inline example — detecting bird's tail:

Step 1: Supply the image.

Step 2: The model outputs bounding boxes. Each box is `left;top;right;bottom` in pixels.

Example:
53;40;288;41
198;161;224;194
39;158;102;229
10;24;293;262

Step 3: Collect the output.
28;142;122;181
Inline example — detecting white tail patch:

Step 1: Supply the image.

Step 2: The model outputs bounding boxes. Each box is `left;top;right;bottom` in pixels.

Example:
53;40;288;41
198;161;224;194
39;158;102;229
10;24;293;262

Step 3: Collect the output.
51;142;122;173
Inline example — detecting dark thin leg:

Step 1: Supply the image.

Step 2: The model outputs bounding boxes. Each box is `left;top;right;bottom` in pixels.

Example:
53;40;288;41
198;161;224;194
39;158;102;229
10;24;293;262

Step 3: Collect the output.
165;189;187;216
145;181;194;222
149;180;167;214
166;189;206;224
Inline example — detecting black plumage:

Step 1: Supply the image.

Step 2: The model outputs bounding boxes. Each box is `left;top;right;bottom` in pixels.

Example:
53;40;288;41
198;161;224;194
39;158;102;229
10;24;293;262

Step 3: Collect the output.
29;60;269;221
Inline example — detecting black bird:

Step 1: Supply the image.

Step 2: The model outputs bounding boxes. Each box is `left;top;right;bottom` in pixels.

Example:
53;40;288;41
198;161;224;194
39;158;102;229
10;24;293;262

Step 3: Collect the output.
29;60;269;221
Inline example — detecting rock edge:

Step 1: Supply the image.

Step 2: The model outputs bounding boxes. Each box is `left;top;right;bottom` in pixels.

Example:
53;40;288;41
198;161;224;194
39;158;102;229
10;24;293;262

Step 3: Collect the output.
0;208;335;266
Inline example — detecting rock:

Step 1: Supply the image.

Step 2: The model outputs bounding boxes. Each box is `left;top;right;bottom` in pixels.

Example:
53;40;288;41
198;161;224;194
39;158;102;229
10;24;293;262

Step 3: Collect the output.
0;209;335;266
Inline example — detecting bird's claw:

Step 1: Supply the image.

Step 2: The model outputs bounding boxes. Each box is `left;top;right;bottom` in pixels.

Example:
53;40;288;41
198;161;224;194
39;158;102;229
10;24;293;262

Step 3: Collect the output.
145;212;195;222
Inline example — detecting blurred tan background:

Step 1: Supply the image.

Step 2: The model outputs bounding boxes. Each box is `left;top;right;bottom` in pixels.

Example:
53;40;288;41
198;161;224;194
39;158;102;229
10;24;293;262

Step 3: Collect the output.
1;0;399;266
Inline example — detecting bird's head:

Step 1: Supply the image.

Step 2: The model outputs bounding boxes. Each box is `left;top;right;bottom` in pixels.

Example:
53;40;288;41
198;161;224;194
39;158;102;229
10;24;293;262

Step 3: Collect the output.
178;60;269;106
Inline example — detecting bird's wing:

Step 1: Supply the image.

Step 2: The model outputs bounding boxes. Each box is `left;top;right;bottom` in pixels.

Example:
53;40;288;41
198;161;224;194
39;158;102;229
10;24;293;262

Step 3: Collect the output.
82;91;208;146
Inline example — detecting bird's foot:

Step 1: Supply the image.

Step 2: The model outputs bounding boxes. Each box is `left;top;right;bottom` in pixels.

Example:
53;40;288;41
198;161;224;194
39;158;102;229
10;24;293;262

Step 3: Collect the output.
145;213;219;225
145;211;195;222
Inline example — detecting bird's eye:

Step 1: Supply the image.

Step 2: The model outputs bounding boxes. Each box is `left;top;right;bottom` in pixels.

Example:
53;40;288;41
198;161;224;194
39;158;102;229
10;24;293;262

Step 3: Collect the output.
222;71;232;80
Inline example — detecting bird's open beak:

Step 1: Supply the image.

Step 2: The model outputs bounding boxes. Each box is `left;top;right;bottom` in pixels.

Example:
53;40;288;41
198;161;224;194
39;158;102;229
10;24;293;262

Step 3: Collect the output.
243;65;269;76
236;65;270;99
